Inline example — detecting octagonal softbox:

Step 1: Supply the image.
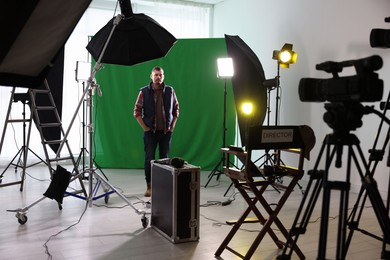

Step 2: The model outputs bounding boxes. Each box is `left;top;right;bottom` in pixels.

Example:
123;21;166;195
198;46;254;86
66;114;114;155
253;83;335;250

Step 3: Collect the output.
225;35;267;146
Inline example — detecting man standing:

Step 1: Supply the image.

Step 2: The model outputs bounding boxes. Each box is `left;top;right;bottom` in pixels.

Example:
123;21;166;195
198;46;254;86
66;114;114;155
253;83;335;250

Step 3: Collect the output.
133;66;179;197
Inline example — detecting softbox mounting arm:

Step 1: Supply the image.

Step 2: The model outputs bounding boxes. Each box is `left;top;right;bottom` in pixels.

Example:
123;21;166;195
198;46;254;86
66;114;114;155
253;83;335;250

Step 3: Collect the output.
58;14;124;157
56;14;147;215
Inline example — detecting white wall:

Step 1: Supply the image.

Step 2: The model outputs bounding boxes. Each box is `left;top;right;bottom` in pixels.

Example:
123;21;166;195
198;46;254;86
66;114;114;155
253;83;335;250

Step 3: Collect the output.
213;0;390;195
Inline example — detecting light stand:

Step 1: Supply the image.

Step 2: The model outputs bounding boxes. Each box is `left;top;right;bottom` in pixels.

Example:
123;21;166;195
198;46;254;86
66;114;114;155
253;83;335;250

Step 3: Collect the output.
74;61;109;181
275;63;281;125
253;47;290;168
205;58;234;188
253;43;299;189
265;81;274;126
75;61;91;176
60;14;148;227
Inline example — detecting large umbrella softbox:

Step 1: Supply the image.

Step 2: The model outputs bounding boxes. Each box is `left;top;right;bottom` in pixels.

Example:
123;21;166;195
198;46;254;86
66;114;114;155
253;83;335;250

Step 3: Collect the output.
86;13;177;66
225;35;268;146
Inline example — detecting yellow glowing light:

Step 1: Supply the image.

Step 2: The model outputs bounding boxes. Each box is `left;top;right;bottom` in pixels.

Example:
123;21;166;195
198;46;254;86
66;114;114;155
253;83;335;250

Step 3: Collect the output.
242;102;253;115
279;50;292;63
272;43;297;68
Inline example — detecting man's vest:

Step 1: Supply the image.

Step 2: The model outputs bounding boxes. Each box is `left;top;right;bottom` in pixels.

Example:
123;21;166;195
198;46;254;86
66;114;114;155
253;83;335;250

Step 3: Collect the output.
141;84;175;130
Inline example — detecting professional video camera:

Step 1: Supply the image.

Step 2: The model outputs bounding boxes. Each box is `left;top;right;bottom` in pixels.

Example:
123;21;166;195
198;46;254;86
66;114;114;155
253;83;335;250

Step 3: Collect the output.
299;55;383;103
298;55;384;135
370;17;390;48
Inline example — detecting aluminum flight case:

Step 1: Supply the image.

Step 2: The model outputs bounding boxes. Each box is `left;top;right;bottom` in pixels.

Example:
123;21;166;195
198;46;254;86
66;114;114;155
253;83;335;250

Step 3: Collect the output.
151;161;200;243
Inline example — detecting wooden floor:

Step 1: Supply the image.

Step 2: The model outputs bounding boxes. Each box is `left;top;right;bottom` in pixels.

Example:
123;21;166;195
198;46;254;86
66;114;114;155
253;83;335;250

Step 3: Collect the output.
0;163;387;260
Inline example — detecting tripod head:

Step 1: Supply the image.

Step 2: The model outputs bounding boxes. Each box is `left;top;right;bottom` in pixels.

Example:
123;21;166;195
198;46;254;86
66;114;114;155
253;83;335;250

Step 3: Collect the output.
323;102;365;138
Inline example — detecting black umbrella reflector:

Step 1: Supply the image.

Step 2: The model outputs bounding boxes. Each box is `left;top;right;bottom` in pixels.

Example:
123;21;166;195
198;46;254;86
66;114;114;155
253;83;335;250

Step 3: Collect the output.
43;165;71;204
225;35;267;146
0;0;91;89
86;14;177;66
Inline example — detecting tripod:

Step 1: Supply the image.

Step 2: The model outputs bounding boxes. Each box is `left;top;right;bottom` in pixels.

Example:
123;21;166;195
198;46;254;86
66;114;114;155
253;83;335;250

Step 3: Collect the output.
75;81;88;176
0;91;47;190
205;77;233;188
278;132;390;259
74;81;109;182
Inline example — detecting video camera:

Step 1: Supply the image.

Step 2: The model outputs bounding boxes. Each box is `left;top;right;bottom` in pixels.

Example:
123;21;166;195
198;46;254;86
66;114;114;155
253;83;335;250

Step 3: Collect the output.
299;55;384;135
298;55;383;103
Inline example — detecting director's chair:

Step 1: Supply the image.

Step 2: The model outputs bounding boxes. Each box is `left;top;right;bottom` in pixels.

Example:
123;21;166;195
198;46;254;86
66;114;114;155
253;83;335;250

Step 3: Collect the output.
215;125;315;260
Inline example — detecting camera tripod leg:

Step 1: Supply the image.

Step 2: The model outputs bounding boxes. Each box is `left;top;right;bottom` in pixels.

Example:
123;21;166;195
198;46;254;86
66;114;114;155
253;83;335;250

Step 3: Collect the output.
316;135;388;259
318;173;351;259
362;174;390;243
280;133;390;259
278;136;329;259
345;144;390;258
382;173;390;259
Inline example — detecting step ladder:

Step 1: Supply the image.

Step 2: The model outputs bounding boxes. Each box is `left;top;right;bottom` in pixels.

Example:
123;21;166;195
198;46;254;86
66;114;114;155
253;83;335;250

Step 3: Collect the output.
28;80;86;193
0;87;47;190
5;81;88;225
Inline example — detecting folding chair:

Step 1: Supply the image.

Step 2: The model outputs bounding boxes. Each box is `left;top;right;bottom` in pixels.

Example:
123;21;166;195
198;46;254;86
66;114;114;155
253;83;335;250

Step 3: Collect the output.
215;125;315;260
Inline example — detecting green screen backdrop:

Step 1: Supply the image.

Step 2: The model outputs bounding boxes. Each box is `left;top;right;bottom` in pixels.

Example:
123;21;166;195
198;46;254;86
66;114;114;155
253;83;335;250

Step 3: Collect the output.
92;38;236;170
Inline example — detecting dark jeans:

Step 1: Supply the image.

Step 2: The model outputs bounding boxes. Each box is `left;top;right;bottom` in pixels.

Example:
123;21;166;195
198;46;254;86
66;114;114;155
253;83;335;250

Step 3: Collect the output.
143;130;172;183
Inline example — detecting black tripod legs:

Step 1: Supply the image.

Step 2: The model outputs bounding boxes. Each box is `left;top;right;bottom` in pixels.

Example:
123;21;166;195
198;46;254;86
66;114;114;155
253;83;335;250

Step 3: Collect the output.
279;133;390;259
345;173;390;258
277;169;324;260
204;157;223;188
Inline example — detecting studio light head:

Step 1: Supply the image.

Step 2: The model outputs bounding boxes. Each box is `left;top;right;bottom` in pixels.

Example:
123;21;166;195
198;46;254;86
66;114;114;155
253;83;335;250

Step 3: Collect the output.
299;55;383;103
370;17;390;48
272;43;298;68
217;57;234;78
